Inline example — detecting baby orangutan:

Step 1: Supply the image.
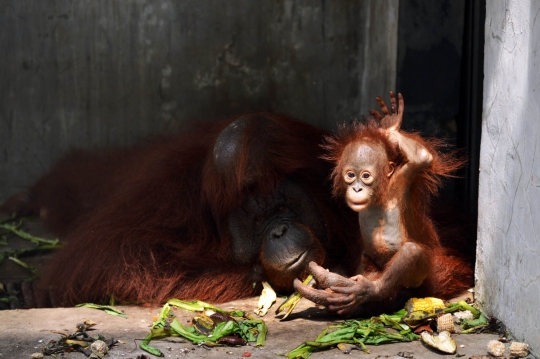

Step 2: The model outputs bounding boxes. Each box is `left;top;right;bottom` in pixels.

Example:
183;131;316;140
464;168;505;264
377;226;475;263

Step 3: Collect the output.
294;92;471;316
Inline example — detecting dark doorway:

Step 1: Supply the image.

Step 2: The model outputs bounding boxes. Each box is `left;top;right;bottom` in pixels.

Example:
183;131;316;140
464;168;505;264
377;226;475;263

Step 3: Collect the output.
396;0;485;256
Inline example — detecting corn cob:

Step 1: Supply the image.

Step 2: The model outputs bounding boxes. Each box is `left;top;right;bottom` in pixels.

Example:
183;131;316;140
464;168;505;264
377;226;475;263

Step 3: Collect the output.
436;313;455;333
509;342;529;357
405;297;445;313
487;340;505;357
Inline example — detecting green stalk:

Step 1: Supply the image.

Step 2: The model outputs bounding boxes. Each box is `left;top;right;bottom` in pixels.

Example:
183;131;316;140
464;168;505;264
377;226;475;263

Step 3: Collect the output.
275;275;314;319
8;256;38;274
0;223;60;246
457;300;481;317
140;333;164;357
286;343;314;359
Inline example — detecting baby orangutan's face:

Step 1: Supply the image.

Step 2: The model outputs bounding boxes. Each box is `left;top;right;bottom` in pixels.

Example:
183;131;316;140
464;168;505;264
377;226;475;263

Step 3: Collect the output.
340;141;393;212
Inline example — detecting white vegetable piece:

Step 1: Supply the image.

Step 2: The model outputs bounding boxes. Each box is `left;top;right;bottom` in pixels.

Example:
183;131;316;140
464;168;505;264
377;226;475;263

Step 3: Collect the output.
254;281;277;316
421;331;457;354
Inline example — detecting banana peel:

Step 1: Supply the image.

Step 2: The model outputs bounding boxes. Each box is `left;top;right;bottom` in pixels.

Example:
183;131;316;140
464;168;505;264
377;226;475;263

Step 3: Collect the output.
254;281;277;317
275;275;314;320
402;310;438;328
192;314;215;336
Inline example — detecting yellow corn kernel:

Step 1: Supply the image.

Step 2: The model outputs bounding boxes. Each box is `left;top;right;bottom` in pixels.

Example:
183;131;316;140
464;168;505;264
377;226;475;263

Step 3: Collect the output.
405;297;445;313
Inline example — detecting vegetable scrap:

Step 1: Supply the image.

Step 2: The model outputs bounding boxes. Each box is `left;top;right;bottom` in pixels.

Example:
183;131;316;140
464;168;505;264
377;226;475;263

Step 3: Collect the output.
421;331;456;354
337;342;358;354
254;281;276;316
41;318;118;357
487;339;506;356
483;340;530;358
509;342;530;357
275;274;314;320
0;217;62;282
76;303;128;318
405;296;445;312
285;297;502;358
286;309;418;358
140;299;267;357
436;313;455;333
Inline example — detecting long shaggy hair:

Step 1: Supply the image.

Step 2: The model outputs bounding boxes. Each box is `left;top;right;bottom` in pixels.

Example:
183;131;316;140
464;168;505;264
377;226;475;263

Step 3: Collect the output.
0;113;361;306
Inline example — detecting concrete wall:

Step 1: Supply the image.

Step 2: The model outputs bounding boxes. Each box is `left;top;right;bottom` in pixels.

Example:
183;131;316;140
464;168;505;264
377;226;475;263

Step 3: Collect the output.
0;1;398;202
477;0;540;354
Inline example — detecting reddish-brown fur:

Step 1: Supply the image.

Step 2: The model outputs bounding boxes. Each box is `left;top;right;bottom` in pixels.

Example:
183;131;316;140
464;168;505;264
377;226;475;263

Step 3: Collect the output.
1;110;473;309
1;113;361;306
323;118;472;301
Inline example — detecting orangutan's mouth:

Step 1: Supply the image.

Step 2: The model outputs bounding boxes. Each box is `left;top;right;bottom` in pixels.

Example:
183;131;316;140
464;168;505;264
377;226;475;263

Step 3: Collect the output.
286;249;308;270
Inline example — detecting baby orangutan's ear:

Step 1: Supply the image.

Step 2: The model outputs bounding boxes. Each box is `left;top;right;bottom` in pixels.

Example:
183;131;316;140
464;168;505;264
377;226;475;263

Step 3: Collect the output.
387;162;395;177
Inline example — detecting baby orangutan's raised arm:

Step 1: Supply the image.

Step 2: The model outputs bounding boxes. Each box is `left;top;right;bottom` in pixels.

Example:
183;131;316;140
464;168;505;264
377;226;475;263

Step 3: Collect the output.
294;92;447;316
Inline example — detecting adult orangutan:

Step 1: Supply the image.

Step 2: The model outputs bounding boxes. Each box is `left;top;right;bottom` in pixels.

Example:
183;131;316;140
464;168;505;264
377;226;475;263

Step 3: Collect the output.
0;113;361;306
295;92;473;316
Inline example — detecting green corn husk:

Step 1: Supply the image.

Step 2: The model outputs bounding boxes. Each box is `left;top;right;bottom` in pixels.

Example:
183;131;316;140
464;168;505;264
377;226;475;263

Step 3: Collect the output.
275;275;314;319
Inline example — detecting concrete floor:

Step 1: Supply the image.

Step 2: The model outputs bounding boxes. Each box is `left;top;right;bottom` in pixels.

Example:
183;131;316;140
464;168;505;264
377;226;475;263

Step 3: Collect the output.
0;297;522;359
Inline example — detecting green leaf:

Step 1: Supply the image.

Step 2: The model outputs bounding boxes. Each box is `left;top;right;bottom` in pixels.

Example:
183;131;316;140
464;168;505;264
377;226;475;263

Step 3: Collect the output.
167;298;245;317
317;326;357;343
284;309;420;358
461;313;488;329
379;314;404;331
210;321;241;340
75;303;128;318
141;299;266;352
238;319;267;346
169;318;210;343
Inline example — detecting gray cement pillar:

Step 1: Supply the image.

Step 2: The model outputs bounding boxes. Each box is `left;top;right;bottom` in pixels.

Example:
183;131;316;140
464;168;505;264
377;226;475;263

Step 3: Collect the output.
477;0;540;354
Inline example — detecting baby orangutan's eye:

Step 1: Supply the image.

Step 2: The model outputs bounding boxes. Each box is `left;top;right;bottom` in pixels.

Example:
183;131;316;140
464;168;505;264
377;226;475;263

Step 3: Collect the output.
344;171;356;183
360;171;374;185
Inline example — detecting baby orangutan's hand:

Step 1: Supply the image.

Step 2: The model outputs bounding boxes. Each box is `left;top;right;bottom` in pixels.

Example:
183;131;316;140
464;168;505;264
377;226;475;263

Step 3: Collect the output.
369;91;404;132
324;275;381;316
293;262;380;316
